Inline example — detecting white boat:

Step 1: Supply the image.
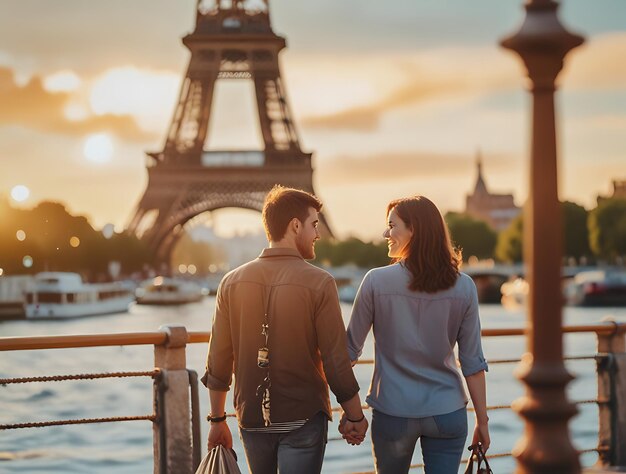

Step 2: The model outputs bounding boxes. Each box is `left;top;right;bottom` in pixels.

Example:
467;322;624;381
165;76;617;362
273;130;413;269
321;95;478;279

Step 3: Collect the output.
25;272;135;319
0;275;33;319
135;277;204;305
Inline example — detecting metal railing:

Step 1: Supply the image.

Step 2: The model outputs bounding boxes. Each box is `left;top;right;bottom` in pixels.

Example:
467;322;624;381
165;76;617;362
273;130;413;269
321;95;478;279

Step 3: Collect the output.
1;322;624;472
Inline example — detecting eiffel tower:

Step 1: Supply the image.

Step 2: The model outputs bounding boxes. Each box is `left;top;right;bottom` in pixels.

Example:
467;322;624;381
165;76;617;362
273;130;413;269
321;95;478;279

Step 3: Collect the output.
127;0;333;261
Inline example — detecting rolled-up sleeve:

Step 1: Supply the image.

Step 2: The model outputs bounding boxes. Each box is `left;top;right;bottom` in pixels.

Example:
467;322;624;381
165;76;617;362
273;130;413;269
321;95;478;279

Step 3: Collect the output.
457;281;488;377
315;277;360;404
346;272;374;361
201;281;234;391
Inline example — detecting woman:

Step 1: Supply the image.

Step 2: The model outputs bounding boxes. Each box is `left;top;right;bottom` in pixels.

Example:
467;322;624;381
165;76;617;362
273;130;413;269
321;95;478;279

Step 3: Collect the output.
344;196;489;474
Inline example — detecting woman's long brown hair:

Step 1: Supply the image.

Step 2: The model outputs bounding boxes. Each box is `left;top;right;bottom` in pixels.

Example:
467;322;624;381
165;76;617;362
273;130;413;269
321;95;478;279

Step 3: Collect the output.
387;196;462;293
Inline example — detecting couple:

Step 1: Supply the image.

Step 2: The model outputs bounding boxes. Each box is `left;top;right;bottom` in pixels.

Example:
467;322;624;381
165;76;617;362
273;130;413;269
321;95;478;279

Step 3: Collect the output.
202;186;489;474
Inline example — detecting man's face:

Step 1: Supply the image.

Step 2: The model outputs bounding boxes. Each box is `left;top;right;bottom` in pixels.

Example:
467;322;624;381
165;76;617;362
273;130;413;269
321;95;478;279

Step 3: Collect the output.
295;207;321;259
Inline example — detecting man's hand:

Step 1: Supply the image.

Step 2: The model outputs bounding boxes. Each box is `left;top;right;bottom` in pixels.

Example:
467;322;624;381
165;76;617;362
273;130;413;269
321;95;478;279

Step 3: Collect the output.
471;421;490;452
207;421;233;451
338;412;368;446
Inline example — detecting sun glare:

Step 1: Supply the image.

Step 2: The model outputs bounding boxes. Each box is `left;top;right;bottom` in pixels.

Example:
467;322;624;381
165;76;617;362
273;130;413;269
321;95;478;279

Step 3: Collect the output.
10;185;30;202
43;70;82;92
83;134;114;164
89;67;179;131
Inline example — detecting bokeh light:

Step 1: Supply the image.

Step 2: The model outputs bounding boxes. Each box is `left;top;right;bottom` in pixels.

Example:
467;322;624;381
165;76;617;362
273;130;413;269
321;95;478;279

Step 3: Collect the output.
70;236;81;248
84;134;114;163
16;230;26;241
10;185;30;202
0;268;4;276
102;223;115;239
22;256;33;268
188;264;197;275
178;264;187;274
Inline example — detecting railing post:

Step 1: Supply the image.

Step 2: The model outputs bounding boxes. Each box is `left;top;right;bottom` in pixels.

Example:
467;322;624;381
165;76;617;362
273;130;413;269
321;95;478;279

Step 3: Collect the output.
596;324;626;467
153;325;193;474
500;1;584;473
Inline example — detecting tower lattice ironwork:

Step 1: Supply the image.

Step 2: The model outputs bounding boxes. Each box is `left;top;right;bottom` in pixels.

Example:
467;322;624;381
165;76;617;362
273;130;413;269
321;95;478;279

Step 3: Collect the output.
127;0;333;261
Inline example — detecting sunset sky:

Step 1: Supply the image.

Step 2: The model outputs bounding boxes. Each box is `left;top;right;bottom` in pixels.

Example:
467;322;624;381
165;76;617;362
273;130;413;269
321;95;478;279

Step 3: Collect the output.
1;0;625;240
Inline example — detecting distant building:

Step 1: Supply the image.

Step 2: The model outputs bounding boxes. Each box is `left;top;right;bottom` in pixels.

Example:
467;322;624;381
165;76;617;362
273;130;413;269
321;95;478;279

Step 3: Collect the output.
465;152;521;231
189;225;267;271
597;179;626;204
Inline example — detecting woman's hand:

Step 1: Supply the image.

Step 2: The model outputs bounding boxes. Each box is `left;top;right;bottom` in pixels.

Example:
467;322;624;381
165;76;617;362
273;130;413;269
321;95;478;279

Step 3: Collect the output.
471;421;490;452
339;412;368;446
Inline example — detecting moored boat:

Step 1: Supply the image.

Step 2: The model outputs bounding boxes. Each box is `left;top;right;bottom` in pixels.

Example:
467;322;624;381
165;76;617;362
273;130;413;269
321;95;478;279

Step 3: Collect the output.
25;272;135;319
464;269;512;304
0;275;33;320
135;276;204;305
565;269;626;307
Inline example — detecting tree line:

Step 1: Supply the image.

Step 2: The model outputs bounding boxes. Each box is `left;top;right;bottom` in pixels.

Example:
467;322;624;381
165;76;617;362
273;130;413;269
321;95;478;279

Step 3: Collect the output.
0;199;151;279
314;198;626;267
1;197;624;276
448;198;626;264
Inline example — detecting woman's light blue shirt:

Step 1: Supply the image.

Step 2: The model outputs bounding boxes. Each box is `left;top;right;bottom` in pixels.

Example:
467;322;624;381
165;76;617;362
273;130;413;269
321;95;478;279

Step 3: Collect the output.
347;263;488;418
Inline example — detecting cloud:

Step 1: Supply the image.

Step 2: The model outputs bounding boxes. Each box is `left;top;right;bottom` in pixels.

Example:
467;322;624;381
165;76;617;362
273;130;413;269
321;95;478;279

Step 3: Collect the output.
0;67;158;142
566;33;626;89
295;31;626;133
293;49;519;132
300;79;458;132
318;150;518;186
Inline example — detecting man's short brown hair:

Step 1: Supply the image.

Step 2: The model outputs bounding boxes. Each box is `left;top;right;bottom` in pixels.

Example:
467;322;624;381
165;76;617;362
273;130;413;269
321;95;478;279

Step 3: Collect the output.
262;185;322;242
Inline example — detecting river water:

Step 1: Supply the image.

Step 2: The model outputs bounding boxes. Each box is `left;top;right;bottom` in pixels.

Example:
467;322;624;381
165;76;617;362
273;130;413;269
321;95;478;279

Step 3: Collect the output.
1;299;625;473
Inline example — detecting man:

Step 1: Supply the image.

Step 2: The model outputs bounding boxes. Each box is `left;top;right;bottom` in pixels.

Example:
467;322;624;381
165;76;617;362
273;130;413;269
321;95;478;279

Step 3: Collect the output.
202;185;368;474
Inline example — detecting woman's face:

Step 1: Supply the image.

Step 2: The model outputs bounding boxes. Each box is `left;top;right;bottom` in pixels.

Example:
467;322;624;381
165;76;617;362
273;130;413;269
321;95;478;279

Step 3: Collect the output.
383;207;413;259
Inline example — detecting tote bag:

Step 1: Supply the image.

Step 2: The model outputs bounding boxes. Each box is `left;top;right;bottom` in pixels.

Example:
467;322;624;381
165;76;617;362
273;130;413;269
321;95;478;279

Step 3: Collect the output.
195;445;242;474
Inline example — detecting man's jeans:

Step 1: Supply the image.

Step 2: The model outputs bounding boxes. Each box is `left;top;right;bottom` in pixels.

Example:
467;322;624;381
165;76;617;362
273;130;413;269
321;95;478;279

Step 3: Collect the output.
371;407;468;474
239;412;328;474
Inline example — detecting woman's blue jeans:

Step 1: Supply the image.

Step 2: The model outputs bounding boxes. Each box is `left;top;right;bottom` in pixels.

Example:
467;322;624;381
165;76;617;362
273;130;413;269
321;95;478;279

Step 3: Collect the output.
371;407;468;474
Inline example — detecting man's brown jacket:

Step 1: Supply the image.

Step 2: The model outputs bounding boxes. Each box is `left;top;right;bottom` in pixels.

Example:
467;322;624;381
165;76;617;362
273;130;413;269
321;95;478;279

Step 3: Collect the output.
202;247;360;428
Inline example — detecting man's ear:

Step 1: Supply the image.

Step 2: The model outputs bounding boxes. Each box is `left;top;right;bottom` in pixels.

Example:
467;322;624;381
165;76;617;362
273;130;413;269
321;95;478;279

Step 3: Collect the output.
284;217;299;237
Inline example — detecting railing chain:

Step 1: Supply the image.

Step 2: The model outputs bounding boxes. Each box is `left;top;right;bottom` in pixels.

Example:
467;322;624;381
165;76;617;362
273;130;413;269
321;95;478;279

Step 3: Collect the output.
0;370;160;385
0;370;162;430
0;414;157;430
356;355;599;367
349;447;605;473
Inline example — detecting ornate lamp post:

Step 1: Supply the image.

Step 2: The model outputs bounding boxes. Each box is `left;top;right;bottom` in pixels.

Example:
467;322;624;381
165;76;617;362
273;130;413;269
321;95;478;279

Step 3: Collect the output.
500;1;584;473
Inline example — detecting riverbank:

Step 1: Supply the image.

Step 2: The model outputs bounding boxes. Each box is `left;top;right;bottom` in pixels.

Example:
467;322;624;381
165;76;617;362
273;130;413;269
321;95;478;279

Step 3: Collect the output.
1;299;625;473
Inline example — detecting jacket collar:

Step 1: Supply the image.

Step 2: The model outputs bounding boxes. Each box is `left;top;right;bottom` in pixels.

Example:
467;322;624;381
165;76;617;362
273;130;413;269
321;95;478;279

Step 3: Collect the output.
259;247;304;259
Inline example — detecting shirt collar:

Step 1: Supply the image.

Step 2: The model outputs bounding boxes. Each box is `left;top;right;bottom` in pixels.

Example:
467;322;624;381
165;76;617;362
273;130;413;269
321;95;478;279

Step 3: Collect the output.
258;247;304;259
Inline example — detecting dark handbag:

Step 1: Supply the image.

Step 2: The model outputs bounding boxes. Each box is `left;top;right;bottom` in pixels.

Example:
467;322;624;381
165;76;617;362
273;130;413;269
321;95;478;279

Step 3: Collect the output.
463;442;493;474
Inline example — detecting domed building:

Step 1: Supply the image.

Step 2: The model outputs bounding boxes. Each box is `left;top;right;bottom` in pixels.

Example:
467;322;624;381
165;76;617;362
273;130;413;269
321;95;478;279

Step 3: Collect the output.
465;151;521;231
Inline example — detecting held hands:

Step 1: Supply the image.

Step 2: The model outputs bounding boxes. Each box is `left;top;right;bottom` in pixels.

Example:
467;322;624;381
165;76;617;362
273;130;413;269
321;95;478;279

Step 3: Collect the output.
338;412;368;446
207;421;233;451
